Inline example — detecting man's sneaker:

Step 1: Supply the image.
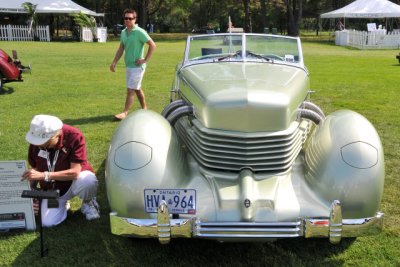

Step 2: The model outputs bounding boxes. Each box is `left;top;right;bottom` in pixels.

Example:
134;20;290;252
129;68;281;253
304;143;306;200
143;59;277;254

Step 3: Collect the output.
81;198;100;220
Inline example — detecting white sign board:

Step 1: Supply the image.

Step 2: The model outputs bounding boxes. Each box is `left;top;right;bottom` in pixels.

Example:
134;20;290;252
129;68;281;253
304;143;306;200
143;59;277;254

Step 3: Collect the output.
0;161;36;231
367;23;377;31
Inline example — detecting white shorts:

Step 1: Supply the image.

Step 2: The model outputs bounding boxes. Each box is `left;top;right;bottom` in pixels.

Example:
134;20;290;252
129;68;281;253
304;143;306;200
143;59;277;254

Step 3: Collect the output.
126;67;145;90
40;170;98;227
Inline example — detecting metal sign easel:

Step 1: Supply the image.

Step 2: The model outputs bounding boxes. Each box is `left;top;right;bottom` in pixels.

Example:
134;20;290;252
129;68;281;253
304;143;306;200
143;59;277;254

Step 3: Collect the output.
21;189;59;257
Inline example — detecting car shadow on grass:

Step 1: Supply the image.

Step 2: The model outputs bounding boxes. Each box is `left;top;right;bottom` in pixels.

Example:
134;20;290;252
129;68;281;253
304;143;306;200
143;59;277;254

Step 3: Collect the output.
9;161;355;267
0;86;15;95
126;237;354;266
9;230;355;266
63;115;117;125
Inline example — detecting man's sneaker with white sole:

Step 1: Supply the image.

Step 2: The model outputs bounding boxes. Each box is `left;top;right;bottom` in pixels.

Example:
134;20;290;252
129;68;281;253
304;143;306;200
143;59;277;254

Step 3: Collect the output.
81;198;100;220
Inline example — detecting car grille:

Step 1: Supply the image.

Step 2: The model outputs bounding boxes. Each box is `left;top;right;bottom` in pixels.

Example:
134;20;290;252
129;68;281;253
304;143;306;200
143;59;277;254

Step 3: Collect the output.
175;118;311;173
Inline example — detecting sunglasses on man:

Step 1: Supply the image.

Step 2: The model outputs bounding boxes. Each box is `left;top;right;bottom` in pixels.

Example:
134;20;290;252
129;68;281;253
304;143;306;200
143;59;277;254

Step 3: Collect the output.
124;17;136;21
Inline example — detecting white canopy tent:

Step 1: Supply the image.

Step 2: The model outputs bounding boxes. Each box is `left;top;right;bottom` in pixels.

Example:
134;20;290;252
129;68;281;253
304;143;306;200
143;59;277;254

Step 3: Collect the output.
321;0;400;19
0;0;103;16
321;0;400;48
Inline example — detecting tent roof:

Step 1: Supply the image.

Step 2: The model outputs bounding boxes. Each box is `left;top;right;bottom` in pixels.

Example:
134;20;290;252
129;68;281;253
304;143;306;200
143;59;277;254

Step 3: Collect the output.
0;0;103;16
321;0;400;18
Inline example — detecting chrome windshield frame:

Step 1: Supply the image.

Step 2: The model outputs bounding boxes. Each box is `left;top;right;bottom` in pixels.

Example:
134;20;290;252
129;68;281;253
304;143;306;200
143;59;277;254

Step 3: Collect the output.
182;33;305;69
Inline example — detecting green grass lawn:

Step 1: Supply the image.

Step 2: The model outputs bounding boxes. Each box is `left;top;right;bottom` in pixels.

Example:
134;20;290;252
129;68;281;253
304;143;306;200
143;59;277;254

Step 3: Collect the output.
0;38;399;266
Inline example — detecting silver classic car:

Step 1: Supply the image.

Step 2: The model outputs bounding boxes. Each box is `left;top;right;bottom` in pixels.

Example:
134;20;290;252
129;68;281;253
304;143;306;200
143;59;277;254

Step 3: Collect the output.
105;33;384;244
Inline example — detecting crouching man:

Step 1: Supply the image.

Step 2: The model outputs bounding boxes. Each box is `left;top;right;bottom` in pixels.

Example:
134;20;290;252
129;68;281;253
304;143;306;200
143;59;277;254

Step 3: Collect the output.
22;114;100;227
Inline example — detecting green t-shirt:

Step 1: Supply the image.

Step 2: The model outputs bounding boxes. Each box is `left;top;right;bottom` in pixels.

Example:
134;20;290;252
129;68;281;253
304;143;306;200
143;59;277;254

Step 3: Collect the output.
120;25;151;69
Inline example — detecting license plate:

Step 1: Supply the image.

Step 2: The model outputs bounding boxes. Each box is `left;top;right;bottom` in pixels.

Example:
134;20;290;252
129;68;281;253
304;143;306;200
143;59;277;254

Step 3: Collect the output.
144;189;196;214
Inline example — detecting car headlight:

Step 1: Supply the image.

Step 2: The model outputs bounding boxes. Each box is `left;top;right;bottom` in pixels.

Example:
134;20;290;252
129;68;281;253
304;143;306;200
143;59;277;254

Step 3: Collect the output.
341;141;378;169
114;141;152;170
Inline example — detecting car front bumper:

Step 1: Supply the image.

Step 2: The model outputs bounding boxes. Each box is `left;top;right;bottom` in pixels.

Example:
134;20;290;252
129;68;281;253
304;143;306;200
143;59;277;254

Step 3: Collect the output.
109;200;384;244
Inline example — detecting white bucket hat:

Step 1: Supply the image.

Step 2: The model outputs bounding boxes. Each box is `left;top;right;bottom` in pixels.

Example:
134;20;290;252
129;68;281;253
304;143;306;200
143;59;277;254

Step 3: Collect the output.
25;115;63;146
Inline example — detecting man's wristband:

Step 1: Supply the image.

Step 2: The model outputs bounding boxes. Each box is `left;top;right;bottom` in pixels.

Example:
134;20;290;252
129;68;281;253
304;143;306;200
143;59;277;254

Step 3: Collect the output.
44;171;50;182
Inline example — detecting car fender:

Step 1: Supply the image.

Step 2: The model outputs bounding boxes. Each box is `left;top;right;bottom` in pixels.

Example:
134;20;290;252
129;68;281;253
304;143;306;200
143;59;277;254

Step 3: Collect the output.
106;110;190;218
304;109;384;218
0;49;19;80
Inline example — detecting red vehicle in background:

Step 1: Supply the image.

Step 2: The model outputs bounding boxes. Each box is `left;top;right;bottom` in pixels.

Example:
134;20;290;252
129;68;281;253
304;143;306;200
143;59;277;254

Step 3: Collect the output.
0;49;30;89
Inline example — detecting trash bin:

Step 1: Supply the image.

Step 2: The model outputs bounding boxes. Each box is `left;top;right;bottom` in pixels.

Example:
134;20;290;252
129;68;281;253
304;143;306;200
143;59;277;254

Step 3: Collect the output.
264;28;269;34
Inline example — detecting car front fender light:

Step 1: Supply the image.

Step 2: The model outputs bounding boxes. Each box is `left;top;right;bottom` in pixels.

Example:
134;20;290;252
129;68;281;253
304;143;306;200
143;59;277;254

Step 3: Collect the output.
341;141;378;169
114;141;152;170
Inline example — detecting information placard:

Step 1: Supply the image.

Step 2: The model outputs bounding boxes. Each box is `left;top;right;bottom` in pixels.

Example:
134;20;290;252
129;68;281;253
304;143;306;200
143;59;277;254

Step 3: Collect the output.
0;161;36;231
367;23;377;31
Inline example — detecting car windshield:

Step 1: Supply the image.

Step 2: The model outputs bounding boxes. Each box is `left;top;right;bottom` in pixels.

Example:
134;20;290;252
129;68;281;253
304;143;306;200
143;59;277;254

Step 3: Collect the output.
185;34;302;66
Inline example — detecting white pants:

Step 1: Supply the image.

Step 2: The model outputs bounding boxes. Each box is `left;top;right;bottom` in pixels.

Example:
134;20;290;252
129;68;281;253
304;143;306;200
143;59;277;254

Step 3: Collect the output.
40;170;98;227
126;67;145;89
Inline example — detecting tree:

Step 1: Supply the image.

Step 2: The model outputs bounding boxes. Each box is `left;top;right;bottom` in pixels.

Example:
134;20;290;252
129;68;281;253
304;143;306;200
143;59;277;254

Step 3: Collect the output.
242;0;252;32
71;12;98;41
260;0;267;31
145;0;165;25
72;0;354;35
137;0;147;28
284;0;302;36
22;2;39;40
151;0;193;32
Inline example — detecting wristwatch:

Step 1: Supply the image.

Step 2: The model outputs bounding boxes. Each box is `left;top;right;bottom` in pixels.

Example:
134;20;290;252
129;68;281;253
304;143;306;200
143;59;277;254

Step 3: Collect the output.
44;171;50;182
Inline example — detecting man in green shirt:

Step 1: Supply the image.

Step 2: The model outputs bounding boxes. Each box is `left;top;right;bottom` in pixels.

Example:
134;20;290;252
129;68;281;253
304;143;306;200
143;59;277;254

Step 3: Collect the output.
110;8;156;120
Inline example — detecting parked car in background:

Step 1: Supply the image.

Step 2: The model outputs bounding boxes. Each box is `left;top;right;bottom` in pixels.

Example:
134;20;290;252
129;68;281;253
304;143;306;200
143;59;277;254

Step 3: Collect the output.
0;49;30;89
106;33;385;244
113;24;124;36
192;26;219;34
